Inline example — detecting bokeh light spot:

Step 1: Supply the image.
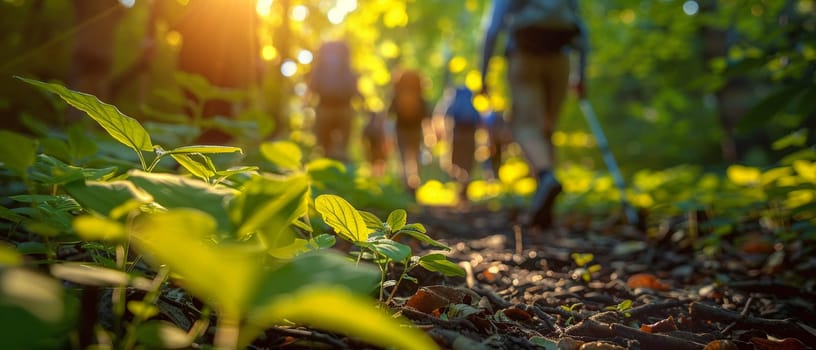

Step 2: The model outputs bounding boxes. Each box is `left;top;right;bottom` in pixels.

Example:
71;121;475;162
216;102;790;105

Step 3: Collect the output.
281;60;297;77
682;1;699;15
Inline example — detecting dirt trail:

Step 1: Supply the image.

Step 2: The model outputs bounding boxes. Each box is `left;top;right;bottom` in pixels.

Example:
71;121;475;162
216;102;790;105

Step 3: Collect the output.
398;205;816;349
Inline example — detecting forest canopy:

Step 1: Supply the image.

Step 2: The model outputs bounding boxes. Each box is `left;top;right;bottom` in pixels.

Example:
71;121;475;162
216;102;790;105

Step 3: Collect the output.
0;0;813;173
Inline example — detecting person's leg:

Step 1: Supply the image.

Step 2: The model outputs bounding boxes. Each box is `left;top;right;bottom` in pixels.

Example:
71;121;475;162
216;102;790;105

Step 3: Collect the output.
508;53;551;172
332;105;353;162
509;52;564;228
541;53;571;165
397;125;422;191
315;104;338;159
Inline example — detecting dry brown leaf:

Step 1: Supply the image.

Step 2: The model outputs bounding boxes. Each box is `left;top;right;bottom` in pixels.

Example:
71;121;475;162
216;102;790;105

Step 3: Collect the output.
626;273;670;291
703;339;738;350
405;288;450;314
639;315;678;333
751;337;808;350
502;307;532;322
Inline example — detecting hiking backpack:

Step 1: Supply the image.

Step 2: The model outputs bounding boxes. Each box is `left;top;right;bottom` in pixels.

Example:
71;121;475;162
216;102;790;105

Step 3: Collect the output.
506;0;581;53
446;87;482;126
310;41;357;104
391;69;427;124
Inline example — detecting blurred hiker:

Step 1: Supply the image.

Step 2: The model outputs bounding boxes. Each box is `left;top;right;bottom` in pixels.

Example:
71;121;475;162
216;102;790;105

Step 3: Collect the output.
481;0;589;228
389;69;429;194
482;109;512;179
308;40;360;162
444;86;482;203
362;110;392;177
174;0;261;144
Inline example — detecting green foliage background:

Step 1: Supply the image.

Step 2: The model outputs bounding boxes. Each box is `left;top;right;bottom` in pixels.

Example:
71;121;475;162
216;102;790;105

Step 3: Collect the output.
1;0;813;175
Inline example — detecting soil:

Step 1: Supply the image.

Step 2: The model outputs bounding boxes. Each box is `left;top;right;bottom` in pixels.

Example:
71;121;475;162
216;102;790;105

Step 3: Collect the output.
379;205;816;350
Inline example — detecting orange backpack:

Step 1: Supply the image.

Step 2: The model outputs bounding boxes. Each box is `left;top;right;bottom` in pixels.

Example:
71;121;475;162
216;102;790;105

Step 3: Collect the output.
391;70;426;123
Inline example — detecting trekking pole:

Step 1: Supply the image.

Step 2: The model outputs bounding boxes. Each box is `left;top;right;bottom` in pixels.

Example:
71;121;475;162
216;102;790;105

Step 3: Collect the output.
578;99;640;227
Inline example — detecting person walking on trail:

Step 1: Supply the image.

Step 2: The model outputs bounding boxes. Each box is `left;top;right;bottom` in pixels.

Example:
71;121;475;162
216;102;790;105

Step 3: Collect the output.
444;86;483;205
308;40;360;162
389;69;429;195
480;0;589;228
362;110;392;178
482;109;512;179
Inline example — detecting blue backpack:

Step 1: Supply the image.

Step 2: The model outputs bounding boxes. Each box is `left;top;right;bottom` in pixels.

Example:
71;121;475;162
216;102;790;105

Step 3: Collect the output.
445;87;481;126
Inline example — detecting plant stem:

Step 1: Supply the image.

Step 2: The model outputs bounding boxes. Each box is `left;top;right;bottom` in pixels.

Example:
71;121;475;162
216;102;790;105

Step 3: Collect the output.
385;269;408;305
214;315;240;350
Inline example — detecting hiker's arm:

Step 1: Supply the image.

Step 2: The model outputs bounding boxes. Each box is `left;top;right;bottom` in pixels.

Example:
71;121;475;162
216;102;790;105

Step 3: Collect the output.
480;0;509;94
573;0;589;98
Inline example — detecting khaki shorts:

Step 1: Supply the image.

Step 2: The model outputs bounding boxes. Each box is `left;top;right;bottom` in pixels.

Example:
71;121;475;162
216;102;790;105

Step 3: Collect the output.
508;51;570;170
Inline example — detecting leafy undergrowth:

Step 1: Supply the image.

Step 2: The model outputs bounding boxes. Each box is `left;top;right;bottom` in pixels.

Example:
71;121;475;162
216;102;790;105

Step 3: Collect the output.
1;78;814;349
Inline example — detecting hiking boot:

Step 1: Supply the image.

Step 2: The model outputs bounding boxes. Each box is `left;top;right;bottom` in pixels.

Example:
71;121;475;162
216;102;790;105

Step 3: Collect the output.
527;172;562;228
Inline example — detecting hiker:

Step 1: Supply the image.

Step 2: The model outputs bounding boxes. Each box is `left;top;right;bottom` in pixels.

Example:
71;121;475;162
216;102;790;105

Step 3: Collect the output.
308;40;360;162
480;0;589;228
362;110;392;177
482;109;512;179
444;86;483;203
388;69;429;194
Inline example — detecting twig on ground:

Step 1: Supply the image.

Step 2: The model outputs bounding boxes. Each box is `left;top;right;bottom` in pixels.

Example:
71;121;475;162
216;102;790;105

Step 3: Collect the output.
689;301;816;344
268;327;350;349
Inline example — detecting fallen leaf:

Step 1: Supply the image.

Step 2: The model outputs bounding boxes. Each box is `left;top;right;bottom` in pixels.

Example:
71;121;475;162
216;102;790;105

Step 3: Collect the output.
405;285;478;314
502;307;532;322
640;315;678;333
405;288;449;314
751;337;807;350
703;339;738;350
627;273;670;291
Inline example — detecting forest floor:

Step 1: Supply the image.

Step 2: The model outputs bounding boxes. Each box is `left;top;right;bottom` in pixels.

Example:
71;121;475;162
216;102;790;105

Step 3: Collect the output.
364;204;816;350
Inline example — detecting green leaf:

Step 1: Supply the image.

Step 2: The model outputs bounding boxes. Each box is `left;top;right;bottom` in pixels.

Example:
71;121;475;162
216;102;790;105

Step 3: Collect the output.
245;286;439;350
18;76;153;152
260;141;303;171
249;251;379;310
312;234;336;249
134;321;192;349
166;145;243;155
419;254;465;277
131;209;263;318
0;244;23;266
66;124;98;160
529;336;558;350
314;194;369;242
15;242;49;255
0;130;37;176
64;180;152;218
398;224;450;250
127;301;159;319
171;154;215;182
368;239;411;262
386;209;407;232
0;267;77;349
72;215;126;242
267;237;310;259
231;173;309;242
127;170;236;233
359;210;385;231
30;154;117;185
773;128;809;151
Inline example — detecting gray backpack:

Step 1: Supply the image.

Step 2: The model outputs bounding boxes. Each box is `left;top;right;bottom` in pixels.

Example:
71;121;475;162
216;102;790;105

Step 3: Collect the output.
506;0;580;53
